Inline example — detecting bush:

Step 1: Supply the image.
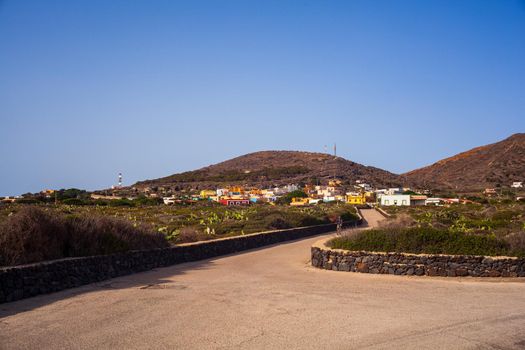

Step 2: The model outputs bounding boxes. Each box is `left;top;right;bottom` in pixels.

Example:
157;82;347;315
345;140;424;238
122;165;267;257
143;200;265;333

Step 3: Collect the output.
177;226;208;243
133;196;162;206
0;207;168;266
108;199;135;207
15;198;40;204
378;213;416;229
66;215;168;256
0;207;69;266
329;227;514;257
505;231;525;257
62;198;89;206
267;216;292;230
276;190;309;205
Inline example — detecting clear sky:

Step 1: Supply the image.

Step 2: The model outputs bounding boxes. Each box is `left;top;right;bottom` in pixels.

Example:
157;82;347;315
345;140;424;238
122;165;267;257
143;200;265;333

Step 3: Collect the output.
1;0;524;196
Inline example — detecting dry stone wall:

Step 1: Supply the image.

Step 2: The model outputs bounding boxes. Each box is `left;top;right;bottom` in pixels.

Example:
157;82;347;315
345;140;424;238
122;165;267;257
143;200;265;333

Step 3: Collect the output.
311;246;525;277
0;219;361;304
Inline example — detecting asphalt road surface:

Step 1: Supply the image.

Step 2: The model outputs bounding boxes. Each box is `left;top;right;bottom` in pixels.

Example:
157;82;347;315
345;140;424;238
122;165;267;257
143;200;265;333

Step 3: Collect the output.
1;209;525;349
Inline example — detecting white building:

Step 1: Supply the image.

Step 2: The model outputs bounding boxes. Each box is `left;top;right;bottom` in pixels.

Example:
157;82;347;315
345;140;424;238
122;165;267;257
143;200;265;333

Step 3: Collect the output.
385;188;403;195
511;182;523;188
357;183;372;192
163;196;177;205
425;198;444;206
379;194;410;206
216;188;228;196
315;185;337;197
282;184;299;193
410;195;428;206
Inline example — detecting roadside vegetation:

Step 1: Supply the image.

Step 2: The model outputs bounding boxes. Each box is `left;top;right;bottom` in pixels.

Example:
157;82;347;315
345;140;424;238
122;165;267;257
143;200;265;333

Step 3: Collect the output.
330;227;520;257
331;201;525;257
0;202;359;266
0;207;168;266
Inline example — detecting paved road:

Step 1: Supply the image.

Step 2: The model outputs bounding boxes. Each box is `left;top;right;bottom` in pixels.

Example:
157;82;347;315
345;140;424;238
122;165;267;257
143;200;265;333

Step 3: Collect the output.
2;209;525;349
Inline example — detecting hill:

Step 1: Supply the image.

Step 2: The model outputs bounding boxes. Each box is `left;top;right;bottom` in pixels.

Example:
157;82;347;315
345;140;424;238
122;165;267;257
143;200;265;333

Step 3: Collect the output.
403;133;525;189
135;151;402;191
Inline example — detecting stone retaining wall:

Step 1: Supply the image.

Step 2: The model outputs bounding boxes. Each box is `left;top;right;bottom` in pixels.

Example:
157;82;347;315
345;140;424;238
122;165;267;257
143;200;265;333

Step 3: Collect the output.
0;219;361;304
311;244;525;278
373;206;391;218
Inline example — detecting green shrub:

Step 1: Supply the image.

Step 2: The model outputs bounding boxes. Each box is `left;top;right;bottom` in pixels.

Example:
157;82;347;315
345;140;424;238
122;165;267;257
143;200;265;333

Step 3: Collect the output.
133;196;162;206
329;227;514;257
108;198;135;207
15;198;40;204
276;190;308;205
62;198;89;206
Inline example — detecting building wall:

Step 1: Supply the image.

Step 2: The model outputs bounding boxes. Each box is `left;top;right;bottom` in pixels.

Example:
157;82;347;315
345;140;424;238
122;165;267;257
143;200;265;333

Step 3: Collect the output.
347;195;366;205
379;194;410;206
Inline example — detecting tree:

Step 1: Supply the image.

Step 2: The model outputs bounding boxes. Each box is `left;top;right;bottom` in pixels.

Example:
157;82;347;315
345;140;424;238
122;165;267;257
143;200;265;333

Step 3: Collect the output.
276;190;308;205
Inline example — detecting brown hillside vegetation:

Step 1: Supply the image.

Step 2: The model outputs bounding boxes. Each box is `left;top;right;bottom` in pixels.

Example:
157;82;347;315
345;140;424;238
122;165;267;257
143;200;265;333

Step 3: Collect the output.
403;133;525;189
136;151;402;190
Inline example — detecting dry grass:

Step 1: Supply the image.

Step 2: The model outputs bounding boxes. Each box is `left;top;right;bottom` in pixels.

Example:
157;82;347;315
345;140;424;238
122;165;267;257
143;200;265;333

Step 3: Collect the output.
378;213;416;229
0;207;168;266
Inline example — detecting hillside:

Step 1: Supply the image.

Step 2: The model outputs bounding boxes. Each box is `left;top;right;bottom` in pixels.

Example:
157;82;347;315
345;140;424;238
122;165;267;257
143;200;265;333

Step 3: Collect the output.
403;133;525;189
135;151;402;190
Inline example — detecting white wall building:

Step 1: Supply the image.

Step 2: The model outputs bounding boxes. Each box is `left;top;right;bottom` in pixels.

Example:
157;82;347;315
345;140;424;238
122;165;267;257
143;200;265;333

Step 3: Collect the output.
163;196;177;205
380;194;410;206
356;183;372;191
425;198;444;206
511;182;523;188
216;188;228;196
385;188;403;195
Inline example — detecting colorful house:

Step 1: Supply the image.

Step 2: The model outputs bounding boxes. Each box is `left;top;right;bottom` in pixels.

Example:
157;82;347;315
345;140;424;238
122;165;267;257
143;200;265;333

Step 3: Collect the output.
219;198;250;206
200;190;216;199
346;193;366;205
228;186;245;196
290;197;309;206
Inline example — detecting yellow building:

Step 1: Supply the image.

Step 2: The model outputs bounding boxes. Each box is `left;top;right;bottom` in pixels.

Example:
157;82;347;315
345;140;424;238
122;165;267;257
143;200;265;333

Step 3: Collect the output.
346;194;366;205
290;197;309;206
249;188;262;196
228;186;245;195
200;190;216;199
328;179;342;187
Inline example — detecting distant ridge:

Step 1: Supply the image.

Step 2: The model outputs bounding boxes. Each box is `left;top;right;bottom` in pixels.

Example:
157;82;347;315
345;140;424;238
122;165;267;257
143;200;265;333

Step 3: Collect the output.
135;150;402;190
403;133;525;189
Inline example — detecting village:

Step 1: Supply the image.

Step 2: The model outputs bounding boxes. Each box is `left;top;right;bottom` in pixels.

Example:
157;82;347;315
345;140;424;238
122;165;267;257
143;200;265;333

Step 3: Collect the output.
1;179;523;207
150;179;525;207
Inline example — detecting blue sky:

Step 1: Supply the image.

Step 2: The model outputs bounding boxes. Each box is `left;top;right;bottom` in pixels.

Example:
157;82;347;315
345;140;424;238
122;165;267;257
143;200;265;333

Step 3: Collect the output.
1;0;524;196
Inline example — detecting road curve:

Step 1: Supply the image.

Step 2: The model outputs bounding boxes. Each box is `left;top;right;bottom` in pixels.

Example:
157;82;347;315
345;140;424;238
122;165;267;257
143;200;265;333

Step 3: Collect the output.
1;209;525;349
